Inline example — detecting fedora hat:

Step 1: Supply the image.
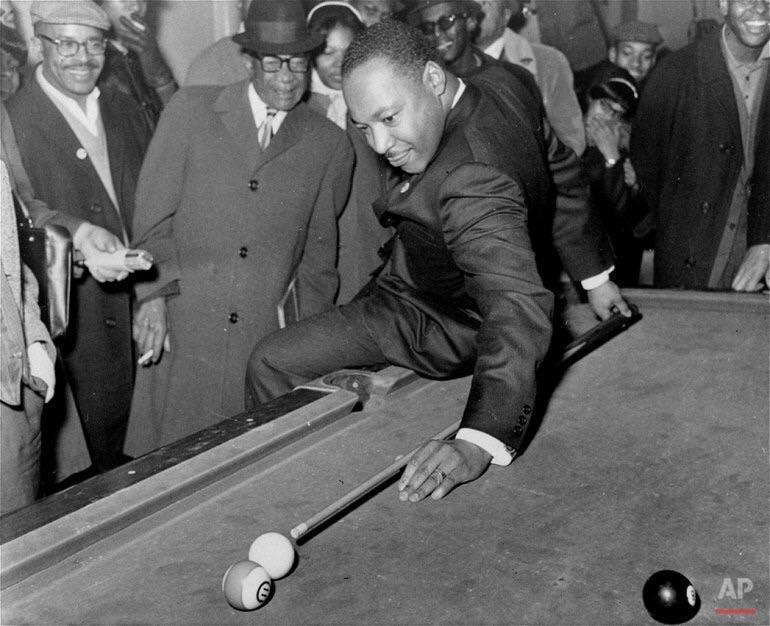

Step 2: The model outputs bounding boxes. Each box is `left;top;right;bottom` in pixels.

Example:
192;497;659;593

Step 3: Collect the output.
233;0;324;56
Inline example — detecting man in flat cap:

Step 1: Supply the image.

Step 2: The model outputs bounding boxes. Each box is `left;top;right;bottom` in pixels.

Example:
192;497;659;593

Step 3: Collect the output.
632;0;769;291
575;20;663;106
125;0;354;456
5;0;152;473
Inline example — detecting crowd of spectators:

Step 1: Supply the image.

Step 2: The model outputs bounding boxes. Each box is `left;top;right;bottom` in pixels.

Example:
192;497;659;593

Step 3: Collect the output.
1;0;767;512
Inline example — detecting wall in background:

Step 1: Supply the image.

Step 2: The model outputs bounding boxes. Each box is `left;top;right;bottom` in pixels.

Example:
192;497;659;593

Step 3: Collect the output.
535;0;723;70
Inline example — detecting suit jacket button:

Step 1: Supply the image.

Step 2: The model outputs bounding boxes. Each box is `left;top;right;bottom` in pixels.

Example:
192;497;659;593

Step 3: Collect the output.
518;415;527;425
239;246;248;258
229;312;239;323
91;203;103;213
685;256;696;268
513;426;523;436
104;318;117;327
522;404;532;415
248;179;259;191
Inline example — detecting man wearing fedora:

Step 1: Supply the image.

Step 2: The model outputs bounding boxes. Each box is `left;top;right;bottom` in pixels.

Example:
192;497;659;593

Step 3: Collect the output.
125;0;354;456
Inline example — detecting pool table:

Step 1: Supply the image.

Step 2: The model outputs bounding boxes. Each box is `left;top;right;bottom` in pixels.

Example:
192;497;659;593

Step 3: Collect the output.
1;289;767;624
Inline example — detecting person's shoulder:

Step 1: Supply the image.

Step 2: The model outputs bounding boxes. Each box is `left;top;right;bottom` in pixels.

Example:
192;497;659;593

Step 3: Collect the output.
529;40;572;69
5;75;41;117
185;36;247;86
293;101;347;140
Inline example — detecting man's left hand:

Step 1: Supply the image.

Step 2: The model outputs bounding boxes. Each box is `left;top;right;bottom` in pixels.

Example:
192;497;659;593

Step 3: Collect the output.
397;439;492;502
587;280;632;320
732;244;770;292
118;14;174;87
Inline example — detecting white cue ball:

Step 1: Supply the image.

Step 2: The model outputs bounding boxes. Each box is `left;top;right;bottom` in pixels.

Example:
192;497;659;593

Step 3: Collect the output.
248;532;296;579
221;560;273;610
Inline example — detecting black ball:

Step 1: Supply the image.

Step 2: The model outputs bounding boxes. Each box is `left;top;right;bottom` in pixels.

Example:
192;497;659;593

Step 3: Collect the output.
642;570;700;624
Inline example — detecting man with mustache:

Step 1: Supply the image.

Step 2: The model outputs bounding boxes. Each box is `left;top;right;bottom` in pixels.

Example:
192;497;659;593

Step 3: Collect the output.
247;20;554;502
5;0;151;473
632;0;769;290
125;0;353;456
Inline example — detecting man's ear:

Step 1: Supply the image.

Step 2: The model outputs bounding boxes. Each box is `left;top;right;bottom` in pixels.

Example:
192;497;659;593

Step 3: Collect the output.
241;51;254;71
423;60;447;96
608;46;617;63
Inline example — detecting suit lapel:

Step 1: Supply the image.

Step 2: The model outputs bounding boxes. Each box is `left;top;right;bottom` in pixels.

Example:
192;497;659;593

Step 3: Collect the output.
698;33;741;144
26;77;94;177
100;90;131;229
216;80;262;172
252;102;308;173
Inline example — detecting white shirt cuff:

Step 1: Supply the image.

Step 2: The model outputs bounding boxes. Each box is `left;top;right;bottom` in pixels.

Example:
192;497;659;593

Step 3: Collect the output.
580;268;614;291
455;428;516;466
27;341;55;402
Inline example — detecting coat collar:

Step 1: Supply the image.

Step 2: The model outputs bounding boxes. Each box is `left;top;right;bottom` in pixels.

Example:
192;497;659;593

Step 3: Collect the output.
215;79;314;174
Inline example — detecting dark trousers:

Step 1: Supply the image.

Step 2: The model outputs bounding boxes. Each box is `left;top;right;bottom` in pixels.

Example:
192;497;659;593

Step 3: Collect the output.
245;288;477;408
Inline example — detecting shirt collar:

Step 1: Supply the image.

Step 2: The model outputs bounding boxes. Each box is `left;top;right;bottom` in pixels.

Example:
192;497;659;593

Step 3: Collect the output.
451;78;466;109
721;24;770;69
36;64;102;135
484;35;505;60
247;82;288;133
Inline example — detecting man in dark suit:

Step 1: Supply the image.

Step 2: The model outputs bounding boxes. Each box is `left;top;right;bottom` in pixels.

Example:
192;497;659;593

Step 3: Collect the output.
402;0;629;315
632;0;769;290
6;0;151;471
247;19;553;502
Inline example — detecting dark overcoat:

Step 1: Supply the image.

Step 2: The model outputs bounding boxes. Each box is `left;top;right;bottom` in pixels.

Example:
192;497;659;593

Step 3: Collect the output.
632;30;770;288
125;81;354;455
6;76;150;468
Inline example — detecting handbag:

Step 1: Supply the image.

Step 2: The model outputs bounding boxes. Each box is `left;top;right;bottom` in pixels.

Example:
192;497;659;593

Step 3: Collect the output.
13;194;72;340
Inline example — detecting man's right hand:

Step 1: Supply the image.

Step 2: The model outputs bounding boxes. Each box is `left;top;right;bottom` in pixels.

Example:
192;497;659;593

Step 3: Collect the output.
72;222;128;282
133;297;170;365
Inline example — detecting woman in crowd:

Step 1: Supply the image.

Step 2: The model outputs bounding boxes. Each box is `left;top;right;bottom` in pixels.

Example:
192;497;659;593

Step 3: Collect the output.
307;1;393;304
582;69;650;287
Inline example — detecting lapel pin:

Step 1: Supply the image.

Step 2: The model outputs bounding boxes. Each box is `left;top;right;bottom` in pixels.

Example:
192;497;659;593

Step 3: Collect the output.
76;148;88;160
400;181;410;194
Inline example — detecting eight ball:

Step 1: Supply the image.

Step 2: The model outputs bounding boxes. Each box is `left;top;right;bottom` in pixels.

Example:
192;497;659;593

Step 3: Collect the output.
642;569;700;624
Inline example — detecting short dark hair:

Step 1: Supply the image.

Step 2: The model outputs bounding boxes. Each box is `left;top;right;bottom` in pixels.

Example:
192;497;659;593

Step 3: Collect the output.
308;4;365;43
342;19;440;82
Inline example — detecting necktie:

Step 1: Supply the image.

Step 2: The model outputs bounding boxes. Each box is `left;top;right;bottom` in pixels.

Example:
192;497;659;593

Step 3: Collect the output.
259;108;277;150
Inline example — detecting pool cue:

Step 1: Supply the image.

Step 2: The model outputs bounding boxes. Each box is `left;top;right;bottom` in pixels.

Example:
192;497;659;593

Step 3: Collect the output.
290;305;642;541
290;420;462;540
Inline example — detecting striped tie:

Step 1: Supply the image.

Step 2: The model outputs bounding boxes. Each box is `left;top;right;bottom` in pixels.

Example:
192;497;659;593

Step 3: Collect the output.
259;108;277;150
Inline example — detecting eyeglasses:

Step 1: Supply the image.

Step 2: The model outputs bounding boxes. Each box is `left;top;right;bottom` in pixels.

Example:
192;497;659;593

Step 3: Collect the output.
38;34;107;57
418;13;468;35
253;54;309;73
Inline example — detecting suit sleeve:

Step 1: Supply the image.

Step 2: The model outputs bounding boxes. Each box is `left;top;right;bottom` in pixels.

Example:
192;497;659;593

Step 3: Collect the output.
131;91;190;302
544;116;614;281
439;163;553;449
537;47;587;157
296;131;355;317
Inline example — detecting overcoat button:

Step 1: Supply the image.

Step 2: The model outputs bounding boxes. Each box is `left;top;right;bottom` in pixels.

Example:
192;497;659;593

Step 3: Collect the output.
248;179;259;191
239;246;248;258
229;312;239;323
